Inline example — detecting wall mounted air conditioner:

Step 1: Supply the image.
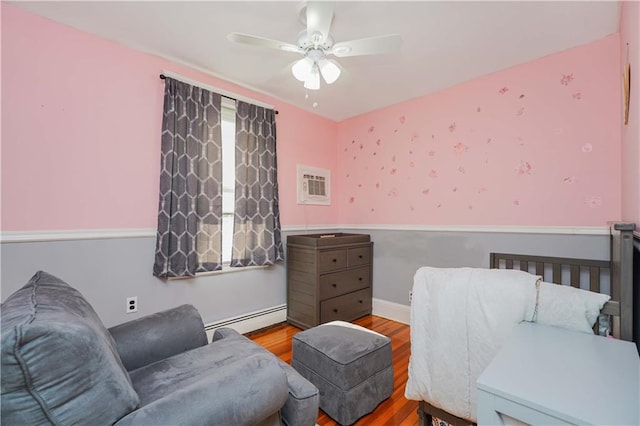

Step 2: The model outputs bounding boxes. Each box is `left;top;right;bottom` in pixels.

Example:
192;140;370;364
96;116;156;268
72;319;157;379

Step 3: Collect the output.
297;165;331;205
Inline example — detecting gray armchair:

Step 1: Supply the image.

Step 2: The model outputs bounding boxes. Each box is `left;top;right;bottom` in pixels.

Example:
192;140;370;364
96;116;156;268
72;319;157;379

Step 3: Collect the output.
1;271;319;426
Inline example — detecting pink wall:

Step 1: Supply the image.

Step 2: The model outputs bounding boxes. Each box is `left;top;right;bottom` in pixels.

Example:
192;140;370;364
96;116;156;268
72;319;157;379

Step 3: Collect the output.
620;1;640;227
2;4;626;231
336;35;622;226
1;3;338;231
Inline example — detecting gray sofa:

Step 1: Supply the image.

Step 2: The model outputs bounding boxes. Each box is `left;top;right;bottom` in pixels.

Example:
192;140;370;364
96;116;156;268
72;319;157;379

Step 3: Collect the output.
1;271;319;425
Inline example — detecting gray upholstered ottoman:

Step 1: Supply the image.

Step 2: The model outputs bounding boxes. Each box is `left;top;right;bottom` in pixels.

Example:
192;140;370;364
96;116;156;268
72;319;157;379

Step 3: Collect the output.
291;321;393;425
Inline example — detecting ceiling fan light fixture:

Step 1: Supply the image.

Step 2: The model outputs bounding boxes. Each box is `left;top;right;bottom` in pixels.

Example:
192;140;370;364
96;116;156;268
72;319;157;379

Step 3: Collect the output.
303;65;320;90
228;4;403;95
292;57;314;82
319;58;340;84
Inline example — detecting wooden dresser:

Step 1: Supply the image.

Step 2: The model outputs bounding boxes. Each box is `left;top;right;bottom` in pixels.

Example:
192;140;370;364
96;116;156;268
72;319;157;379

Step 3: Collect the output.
286;233;373;329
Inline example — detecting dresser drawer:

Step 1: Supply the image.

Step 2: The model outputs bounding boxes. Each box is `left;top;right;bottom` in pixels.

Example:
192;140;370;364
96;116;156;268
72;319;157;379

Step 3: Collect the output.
319;267;370;300
320;288;372;323
319;249;347;272
348;246;371;267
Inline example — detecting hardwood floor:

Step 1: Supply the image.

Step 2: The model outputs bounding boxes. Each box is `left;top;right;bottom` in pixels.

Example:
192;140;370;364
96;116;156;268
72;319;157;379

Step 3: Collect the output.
247;315;419;426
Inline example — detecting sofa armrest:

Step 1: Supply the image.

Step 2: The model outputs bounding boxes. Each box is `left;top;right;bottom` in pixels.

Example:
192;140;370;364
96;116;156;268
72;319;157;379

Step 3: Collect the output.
278;361;320;426
108;304;208;371
212;327;319;426
114;354;289;426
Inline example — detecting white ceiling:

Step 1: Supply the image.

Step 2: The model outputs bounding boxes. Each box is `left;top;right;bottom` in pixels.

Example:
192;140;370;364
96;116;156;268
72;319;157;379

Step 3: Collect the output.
12;1;620;122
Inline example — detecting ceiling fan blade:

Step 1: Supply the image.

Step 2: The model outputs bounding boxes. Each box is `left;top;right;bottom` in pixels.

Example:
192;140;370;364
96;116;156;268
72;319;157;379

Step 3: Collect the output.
331;34;402;57
227;33;303;54
306;1;334;44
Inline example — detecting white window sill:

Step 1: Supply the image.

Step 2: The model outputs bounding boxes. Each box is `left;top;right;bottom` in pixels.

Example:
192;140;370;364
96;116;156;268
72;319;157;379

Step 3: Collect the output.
168;264;268;280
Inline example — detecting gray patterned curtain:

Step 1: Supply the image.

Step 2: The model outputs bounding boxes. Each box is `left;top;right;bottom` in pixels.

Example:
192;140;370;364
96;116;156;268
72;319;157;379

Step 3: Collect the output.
231;101;284;267
153;77;223;278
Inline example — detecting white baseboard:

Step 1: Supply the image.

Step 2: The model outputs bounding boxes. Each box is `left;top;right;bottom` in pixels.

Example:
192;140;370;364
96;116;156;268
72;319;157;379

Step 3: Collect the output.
203;298;410;342
372;298;410;325
204;304;286;341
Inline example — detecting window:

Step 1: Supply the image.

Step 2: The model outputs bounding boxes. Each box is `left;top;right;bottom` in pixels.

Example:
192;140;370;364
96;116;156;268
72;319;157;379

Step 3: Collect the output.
221;98;236;264
154;76;284;278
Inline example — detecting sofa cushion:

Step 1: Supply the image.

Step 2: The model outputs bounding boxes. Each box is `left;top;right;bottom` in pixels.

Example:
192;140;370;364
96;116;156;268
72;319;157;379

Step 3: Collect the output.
1;271;140;425
123;350;288;426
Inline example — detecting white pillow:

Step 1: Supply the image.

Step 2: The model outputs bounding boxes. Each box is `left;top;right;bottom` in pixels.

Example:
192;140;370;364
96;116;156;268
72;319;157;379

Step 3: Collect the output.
525;281;610;334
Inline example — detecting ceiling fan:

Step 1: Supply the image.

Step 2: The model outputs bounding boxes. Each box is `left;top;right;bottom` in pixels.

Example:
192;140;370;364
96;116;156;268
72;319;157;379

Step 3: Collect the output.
227;1;402;90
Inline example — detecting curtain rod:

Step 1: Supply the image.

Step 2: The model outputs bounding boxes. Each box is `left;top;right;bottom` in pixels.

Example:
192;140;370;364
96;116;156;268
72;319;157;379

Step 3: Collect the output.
159;73;278;114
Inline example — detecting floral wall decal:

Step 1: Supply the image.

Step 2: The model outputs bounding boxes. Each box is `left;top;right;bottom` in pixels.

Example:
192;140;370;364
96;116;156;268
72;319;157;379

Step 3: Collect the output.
514;161;533;175
335;36;620;226
560;73;574;85
453;142;468;154
585;196;603;208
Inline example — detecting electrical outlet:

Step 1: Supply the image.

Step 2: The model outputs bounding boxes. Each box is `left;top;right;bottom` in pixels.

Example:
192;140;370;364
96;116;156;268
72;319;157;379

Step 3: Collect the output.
409;291;412;304
126;296;138;313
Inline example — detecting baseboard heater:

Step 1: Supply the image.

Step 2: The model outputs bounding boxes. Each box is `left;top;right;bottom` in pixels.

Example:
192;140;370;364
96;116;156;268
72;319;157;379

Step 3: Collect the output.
204;304;287;337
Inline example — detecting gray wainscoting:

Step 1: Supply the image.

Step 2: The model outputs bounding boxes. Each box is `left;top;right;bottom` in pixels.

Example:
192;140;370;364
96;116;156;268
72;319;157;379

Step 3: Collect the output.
343;228;611;306
1;227;610;329
1;236;287;328
634;234;640;349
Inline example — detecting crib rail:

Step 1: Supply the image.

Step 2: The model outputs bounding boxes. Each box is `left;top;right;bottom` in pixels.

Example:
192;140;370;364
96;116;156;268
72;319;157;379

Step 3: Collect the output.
489;253;610;291
490;252;619;336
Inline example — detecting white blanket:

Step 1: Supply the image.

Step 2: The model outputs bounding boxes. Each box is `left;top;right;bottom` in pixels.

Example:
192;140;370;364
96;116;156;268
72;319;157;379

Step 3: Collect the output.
404;267;611;423
405;267;539;422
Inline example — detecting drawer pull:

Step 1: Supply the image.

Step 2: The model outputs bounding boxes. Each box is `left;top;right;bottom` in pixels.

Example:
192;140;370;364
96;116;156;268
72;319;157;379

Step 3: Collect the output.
358;300;363;304
332;283;337;288
358;255;363;259
332;258;338;263
333;308;338;313
358;277;363;281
